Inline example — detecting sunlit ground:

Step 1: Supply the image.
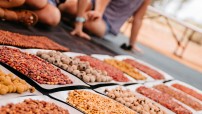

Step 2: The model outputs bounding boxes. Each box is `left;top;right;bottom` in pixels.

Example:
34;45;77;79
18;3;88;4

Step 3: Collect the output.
121;19;202;73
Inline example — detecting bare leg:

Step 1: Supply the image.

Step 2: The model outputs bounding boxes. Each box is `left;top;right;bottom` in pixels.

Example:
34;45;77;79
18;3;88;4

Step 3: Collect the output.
129;0;151;52
34;4;61;26
0;0;25;21
0;0;25;8
25;0;48;9
84;18;106;37
0;8;17;21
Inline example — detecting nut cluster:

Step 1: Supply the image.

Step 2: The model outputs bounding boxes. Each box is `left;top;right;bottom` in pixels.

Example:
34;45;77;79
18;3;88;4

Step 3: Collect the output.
0;99;69;114
105;87;165;114
104;59;146;80
0;47;72;85
0;30;69;51
67;90;136;114
37;51;112;83
0;69;35;95
77;56;129;82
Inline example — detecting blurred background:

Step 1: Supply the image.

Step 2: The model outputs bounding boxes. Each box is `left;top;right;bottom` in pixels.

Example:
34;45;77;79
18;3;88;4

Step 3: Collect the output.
121;0;202;72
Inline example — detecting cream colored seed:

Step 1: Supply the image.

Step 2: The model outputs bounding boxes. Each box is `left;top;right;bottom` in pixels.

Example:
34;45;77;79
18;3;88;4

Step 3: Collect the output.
67;90;136;114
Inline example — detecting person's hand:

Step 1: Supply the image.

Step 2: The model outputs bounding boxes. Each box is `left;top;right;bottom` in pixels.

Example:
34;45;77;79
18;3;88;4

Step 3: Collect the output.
86;11;102;21
71;23;91;40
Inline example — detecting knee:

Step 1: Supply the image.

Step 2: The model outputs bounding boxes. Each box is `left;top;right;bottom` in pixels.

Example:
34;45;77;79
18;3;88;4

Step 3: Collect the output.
13;0;26;7
38;4;61;26
59;0;77;14
25;0;48;9
84;21;105;37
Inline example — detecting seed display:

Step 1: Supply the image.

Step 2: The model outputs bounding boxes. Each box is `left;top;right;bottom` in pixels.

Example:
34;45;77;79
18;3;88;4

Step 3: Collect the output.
77;56;129;82
67;90;136;114
0;47;72;85
137;86;192;114
37;51;112;83
0;30;69;51
172;83;202;101
104;87;166;114
123;59;165;80
0;99;69;114
154;84;202;111
0;69;35;95
104;59;146;80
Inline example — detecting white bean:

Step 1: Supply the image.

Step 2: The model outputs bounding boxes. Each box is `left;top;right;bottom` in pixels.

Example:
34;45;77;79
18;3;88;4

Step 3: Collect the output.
90;76;96;83
83;75;90;82
72;65;77;70
73;70;80;76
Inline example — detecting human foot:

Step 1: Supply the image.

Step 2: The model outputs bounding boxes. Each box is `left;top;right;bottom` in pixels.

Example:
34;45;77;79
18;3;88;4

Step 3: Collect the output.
132;45;143;53
16;10;38;26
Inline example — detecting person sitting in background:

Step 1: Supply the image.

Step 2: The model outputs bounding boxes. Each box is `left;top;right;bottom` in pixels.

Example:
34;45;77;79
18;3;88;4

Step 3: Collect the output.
59;0;151;52
0;0;62;26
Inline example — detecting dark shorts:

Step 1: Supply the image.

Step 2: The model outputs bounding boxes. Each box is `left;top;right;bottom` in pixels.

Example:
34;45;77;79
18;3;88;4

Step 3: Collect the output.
91;0;111;35
48;0;66;7
48;0;57;6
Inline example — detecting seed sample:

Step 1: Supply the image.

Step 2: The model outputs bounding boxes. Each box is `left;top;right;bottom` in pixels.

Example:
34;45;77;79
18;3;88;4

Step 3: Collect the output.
67;90;136;114
0;99;69;114
37;51;112;83
77;56;129;82
0;47;72;85
104;87;166;114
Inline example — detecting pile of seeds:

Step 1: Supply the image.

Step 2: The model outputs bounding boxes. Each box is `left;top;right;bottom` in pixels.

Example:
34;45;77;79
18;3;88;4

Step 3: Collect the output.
172;83;202;101
104;59;146;80
137;86;192;114
0;47;72;85
123;59;165;80
0;69;35;95
67;90;136;114
77;56;129;82
37;51;112;83
0;30;69;51
154;84;202;111
0;99;69;114
104;87;165;114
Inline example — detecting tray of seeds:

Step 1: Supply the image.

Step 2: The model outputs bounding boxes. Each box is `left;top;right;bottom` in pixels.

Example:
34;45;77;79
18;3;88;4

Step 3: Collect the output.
165;80;202;102
94;85;174;114
0;47;88;91
0;30;69;51
0;65;41;100
163;81;202;113
76;55;140;85
33;50;135;86
135;82;199;114
144;82;202;112
50;89;136;114
0;95;82;114
91;54;155;83
114;55;174;81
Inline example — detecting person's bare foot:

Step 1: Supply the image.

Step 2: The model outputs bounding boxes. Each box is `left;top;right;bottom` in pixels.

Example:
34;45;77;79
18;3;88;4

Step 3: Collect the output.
132;45;143;54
